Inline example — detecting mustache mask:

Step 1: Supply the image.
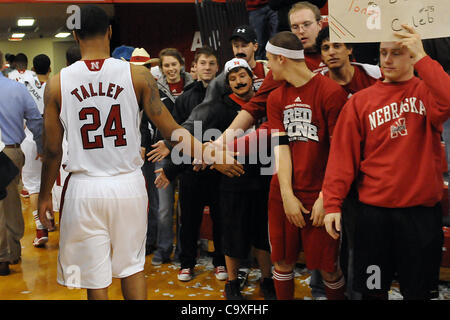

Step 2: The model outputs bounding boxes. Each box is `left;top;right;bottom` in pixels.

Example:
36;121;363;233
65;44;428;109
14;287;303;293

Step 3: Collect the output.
234;83;247;89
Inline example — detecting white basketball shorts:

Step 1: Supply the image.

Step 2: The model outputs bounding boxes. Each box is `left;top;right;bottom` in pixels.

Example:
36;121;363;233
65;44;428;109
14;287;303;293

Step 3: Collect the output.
57;169;148;289
21;130;41;194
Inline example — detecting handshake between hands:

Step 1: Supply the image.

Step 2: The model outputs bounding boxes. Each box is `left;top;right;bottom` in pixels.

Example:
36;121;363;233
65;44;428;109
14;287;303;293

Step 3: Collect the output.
154;139;244;189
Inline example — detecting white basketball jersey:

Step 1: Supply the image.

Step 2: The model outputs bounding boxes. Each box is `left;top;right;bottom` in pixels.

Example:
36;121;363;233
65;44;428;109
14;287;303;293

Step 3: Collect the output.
9;69;45;114
60;58;143;176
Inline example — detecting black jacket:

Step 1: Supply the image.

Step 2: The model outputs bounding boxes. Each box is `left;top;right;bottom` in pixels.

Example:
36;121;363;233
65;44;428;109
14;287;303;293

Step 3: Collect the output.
164;93;271;191
172;80;208;125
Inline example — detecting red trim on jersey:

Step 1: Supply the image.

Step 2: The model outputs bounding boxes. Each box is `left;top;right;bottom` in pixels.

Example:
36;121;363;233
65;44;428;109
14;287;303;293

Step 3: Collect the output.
58;172;72;221
83;59;106;71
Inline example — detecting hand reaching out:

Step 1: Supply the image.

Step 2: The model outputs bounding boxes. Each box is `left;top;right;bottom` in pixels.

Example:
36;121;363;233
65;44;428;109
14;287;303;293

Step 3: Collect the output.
154;168;170;189
147;140;170;163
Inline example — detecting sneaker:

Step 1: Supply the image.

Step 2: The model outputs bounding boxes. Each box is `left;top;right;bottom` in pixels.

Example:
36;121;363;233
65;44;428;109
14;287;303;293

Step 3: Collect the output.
177;268;193;282
225;280;244;300
33;229;48;247
0;262;10;276
214;266;228;281
260;277;277;300
151;256;170;266
237;268;250;289
20;189;29;198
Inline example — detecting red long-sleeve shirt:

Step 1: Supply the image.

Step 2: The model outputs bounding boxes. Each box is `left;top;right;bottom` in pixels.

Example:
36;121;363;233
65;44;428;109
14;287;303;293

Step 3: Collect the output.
323;56;450;213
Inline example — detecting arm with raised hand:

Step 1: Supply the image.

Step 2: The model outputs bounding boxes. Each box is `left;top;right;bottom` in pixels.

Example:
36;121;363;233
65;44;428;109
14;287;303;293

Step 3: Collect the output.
132;65;244;178
395;25;450;125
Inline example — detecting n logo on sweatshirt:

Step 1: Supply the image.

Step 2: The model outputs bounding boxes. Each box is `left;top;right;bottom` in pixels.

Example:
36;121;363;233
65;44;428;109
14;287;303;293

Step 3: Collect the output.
390;118;408;139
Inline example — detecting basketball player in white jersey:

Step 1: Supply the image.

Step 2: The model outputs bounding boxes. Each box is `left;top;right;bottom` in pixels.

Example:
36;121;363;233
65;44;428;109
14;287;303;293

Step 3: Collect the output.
18;54;56;247
10;54;56;246
37;5;243;300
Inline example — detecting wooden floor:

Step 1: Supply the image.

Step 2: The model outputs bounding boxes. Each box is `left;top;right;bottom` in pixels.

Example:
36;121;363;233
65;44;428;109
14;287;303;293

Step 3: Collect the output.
1;196;449;300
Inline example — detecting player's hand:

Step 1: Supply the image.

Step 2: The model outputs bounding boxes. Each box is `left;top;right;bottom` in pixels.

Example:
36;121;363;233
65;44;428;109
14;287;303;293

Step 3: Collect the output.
210;150;244;178
154;168;170;189
282;193;309;228
203;142;244;178
147;140;170;162
394;24;427;64
37;195;53;230
324;212;342;240
310;195;325;227
140;147;146;160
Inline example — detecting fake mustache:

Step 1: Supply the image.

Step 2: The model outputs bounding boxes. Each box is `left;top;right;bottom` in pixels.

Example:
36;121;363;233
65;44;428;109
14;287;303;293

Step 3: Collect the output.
235;53;247;59
234;83;248;89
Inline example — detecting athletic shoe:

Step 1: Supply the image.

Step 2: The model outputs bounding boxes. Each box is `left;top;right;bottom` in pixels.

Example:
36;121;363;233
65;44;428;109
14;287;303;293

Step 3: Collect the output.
237;268;250;289
20;189;29;198
0;262;10;276
151;256;170;266
33;229;48;247
214;266;228;281
177;268;193;282
224;280;244;300
260;277;277;300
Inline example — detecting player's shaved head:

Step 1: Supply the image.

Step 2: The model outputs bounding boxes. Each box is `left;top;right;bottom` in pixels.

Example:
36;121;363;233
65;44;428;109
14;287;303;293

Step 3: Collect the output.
75;5;110;40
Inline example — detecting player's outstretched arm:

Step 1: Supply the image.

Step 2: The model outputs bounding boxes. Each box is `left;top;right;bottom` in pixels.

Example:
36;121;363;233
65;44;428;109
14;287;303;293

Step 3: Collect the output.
132;65;244;177
38;74;64;229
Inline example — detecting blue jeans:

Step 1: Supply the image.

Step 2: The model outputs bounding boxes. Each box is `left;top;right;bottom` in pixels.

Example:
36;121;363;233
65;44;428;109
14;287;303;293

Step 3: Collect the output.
141;161;158;249
248;5;278;60
310;269;326;299
153;159;176;260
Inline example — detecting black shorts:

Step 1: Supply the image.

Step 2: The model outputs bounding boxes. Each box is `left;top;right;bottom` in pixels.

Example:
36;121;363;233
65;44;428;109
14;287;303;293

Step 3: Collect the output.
220;185;270;259
353;202;443;299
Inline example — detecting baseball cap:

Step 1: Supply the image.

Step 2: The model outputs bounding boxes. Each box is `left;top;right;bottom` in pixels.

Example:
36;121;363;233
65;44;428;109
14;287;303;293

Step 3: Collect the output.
112;45;134;61
224;58;252;76
230;25;257;43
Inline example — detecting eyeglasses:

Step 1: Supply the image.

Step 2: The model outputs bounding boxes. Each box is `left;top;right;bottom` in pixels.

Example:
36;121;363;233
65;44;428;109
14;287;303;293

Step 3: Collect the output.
291;20;317;31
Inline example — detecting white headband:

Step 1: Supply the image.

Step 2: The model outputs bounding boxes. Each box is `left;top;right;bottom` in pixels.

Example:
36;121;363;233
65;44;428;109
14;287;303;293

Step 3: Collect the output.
265;42;305;60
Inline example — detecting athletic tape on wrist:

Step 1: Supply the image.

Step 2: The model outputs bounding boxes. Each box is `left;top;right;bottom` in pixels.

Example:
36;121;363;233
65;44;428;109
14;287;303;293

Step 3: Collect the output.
265;42;305;60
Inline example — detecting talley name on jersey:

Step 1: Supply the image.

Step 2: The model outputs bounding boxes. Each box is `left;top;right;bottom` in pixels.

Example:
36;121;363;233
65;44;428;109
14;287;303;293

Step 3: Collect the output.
283;100;319;142
368;96;426;132
70;82;125;102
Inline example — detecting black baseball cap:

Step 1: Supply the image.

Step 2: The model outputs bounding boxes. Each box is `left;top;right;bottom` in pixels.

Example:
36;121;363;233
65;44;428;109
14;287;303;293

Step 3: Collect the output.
230;25;257;43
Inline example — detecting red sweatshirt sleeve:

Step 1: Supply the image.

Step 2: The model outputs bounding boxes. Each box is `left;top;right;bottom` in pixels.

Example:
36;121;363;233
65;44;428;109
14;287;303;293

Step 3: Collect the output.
227;122;271;156
415;55;450;128
323;98;363;214
242;70;284;121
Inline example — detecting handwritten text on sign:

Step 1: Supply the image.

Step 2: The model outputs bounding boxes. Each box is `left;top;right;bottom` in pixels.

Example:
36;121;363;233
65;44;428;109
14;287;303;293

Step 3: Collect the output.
328;0;450;42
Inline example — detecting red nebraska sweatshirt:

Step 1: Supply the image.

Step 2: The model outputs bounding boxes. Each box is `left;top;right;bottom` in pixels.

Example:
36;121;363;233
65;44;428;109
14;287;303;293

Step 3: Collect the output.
323;56;450;213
